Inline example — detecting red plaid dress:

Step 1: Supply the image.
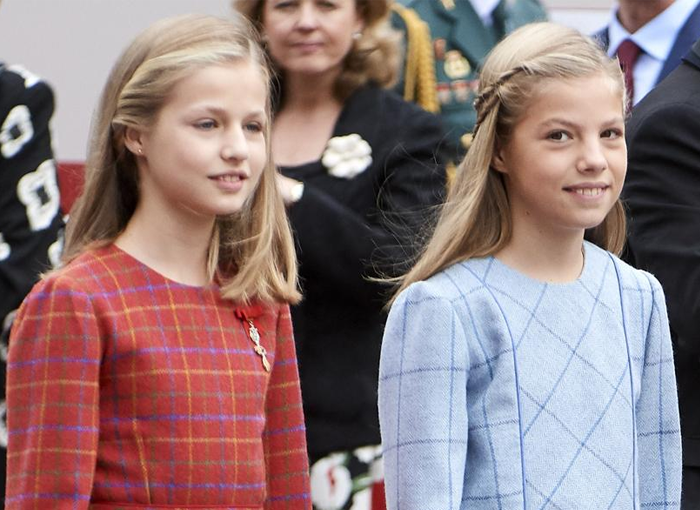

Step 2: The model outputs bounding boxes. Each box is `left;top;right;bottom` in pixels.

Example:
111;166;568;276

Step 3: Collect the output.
6;244;311;509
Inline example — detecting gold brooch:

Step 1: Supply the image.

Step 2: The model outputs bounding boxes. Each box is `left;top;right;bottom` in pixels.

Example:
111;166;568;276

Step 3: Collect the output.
246;318;271;372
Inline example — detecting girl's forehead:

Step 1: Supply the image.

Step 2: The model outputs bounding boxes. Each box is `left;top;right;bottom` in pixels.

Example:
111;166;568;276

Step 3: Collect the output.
535;73;621;94
527;73;624;108
510;74;625;127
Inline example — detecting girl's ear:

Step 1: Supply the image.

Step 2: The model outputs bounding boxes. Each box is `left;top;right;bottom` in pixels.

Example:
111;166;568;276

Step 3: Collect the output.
491;146;508;174
124;126;145;157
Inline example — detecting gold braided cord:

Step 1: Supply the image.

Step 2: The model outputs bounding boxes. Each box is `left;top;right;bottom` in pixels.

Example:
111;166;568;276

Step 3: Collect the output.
392;4;440;113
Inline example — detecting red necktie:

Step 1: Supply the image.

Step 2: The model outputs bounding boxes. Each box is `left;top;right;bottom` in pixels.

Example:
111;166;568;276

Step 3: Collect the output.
616;39;641;107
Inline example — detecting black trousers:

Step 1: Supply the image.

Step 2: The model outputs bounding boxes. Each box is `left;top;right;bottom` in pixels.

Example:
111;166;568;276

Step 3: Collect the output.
682;466;700;509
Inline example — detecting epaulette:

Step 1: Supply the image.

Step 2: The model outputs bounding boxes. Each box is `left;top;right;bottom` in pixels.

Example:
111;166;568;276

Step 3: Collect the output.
391;4;440;113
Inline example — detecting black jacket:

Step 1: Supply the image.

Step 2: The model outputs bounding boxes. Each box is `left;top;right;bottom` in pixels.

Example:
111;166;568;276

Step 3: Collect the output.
281;84;448;457
624;40;700;467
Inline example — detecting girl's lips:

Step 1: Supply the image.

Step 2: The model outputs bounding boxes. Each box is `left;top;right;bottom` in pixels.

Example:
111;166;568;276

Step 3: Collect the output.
563;184;611;199
209;173;246;192
571;187;605;197
211;174;243;183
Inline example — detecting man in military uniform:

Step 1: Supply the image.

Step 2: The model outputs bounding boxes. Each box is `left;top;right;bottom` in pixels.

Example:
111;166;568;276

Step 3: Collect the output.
393;0;547;159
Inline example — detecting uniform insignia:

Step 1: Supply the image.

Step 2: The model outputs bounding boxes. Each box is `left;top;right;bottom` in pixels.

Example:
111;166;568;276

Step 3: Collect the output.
437;83;452;104
444;50;471;79
433;38;447;61
451;80;470;102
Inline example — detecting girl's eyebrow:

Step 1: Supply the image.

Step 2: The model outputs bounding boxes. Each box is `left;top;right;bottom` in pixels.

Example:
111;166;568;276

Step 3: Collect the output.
541;116;624;129
540;118;580;129
188;105;267;118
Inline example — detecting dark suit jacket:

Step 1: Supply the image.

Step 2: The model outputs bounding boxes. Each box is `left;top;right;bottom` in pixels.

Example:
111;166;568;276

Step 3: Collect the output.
280;84;448;458
624;39;700;467
596;1;700;86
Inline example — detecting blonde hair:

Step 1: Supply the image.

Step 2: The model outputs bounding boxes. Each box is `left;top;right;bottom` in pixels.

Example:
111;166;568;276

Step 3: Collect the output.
63;13;300;304
233;0;400;101
393;22;627;298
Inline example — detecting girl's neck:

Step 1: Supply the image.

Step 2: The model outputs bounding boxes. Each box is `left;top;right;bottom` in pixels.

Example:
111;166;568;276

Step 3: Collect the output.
115;203;213;287
495;226;585;283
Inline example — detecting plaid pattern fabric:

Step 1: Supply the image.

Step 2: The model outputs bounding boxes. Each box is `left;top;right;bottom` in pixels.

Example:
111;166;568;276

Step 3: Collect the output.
6;244;310;509
379;242;682;509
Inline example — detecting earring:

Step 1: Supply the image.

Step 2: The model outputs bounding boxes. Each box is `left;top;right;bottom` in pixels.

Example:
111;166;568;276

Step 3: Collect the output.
353;31;362;40
138;148;143;155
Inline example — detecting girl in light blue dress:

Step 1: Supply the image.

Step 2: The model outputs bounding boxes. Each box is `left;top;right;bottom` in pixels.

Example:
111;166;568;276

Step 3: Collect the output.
379;22;681;510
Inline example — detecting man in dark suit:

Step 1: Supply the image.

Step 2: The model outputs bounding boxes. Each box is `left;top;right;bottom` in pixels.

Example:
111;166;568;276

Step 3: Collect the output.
624;39;700;509
597;0;700;106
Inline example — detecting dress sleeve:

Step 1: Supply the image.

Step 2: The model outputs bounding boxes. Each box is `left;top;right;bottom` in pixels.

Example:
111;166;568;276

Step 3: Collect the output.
636;274;682;508
263;303;311;509
288;108;447;305
5;275;101;510
378;283;469;510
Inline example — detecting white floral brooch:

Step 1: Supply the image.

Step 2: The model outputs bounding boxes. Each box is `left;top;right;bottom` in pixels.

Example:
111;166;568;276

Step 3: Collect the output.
321;133;372;179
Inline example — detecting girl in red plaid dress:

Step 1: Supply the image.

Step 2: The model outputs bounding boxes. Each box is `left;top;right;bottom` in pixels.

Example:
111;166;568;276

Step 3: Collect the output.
6;13;310;510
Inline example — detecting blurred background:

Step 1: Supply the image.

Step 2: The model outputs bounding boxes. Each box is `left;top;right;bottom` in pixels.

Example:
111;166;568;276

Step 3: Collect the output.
0;0;612;164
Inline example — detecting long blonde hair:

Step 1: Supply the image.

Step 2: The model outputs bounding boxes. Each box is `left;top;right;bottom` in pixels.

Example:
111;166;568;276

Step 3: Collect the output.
393;22;627;299
63;13;300;304
233;0;400;101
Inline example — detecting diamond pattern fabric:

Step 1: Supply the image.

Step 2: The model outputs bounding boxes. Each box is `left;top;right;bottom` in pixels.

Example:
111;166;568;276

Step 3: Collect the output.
379;241;681;509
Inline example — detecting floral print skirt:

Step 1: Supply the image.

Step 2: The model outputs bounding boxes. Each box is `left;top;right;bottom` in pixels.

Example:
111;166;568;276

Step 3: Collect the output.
309;445;385;510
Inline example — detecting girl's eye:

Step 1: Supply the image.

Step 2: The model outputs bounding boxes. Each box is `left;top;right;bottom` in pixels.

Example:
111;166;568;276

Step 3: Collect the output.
601;128;623;139
195;119;217;130
273;0;296;9
317;0;337;9
245;122;264;134
547;131;571;141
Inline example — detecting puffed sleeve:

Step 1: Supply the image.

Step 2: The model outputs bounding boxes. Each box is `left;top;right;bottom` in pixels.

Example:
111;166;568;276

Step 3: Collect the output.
378;282;469;510
263;303;311;509
636;274;682;508
288;101;447;305
5;275;101;509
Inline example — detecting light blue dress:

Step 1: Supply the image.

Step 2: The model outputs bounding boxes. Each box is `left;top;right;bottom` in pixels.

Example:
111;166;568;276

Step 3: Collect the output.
379;241;681;509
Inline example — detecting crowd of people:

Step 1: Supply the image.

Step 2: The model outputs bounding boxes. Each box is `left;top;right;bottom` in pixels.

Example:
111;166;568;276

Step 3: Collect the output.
1;0;699;509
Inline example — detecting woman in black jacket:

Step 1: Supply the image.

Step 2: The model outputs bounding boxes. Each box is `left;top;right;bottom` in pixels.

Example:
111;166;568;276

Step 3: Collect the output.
235;2;448;508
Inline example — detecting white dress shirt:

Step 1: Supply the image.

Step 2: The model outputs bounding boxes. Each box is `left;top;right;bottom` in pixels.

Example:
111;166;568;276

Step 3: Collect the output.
607;0;700;105
469;0;501;26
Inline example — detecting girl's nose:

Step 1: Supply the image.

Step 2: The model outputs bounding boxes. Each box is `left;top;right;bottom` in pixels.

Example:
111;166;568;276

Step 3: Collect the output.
577;139;608;173
221;128;249;161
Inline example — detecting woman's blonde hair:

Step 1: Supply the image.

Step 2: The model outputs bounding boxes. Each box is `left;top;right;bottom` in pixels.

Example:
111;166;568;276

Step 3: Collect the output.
393;22;627;298
63;13;300;304
233;0;400;101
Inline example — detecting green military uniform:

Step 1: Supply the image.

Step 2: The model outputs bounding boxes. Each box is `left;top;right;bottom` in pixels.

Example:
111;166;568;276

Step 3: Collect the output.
393;0;547;157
